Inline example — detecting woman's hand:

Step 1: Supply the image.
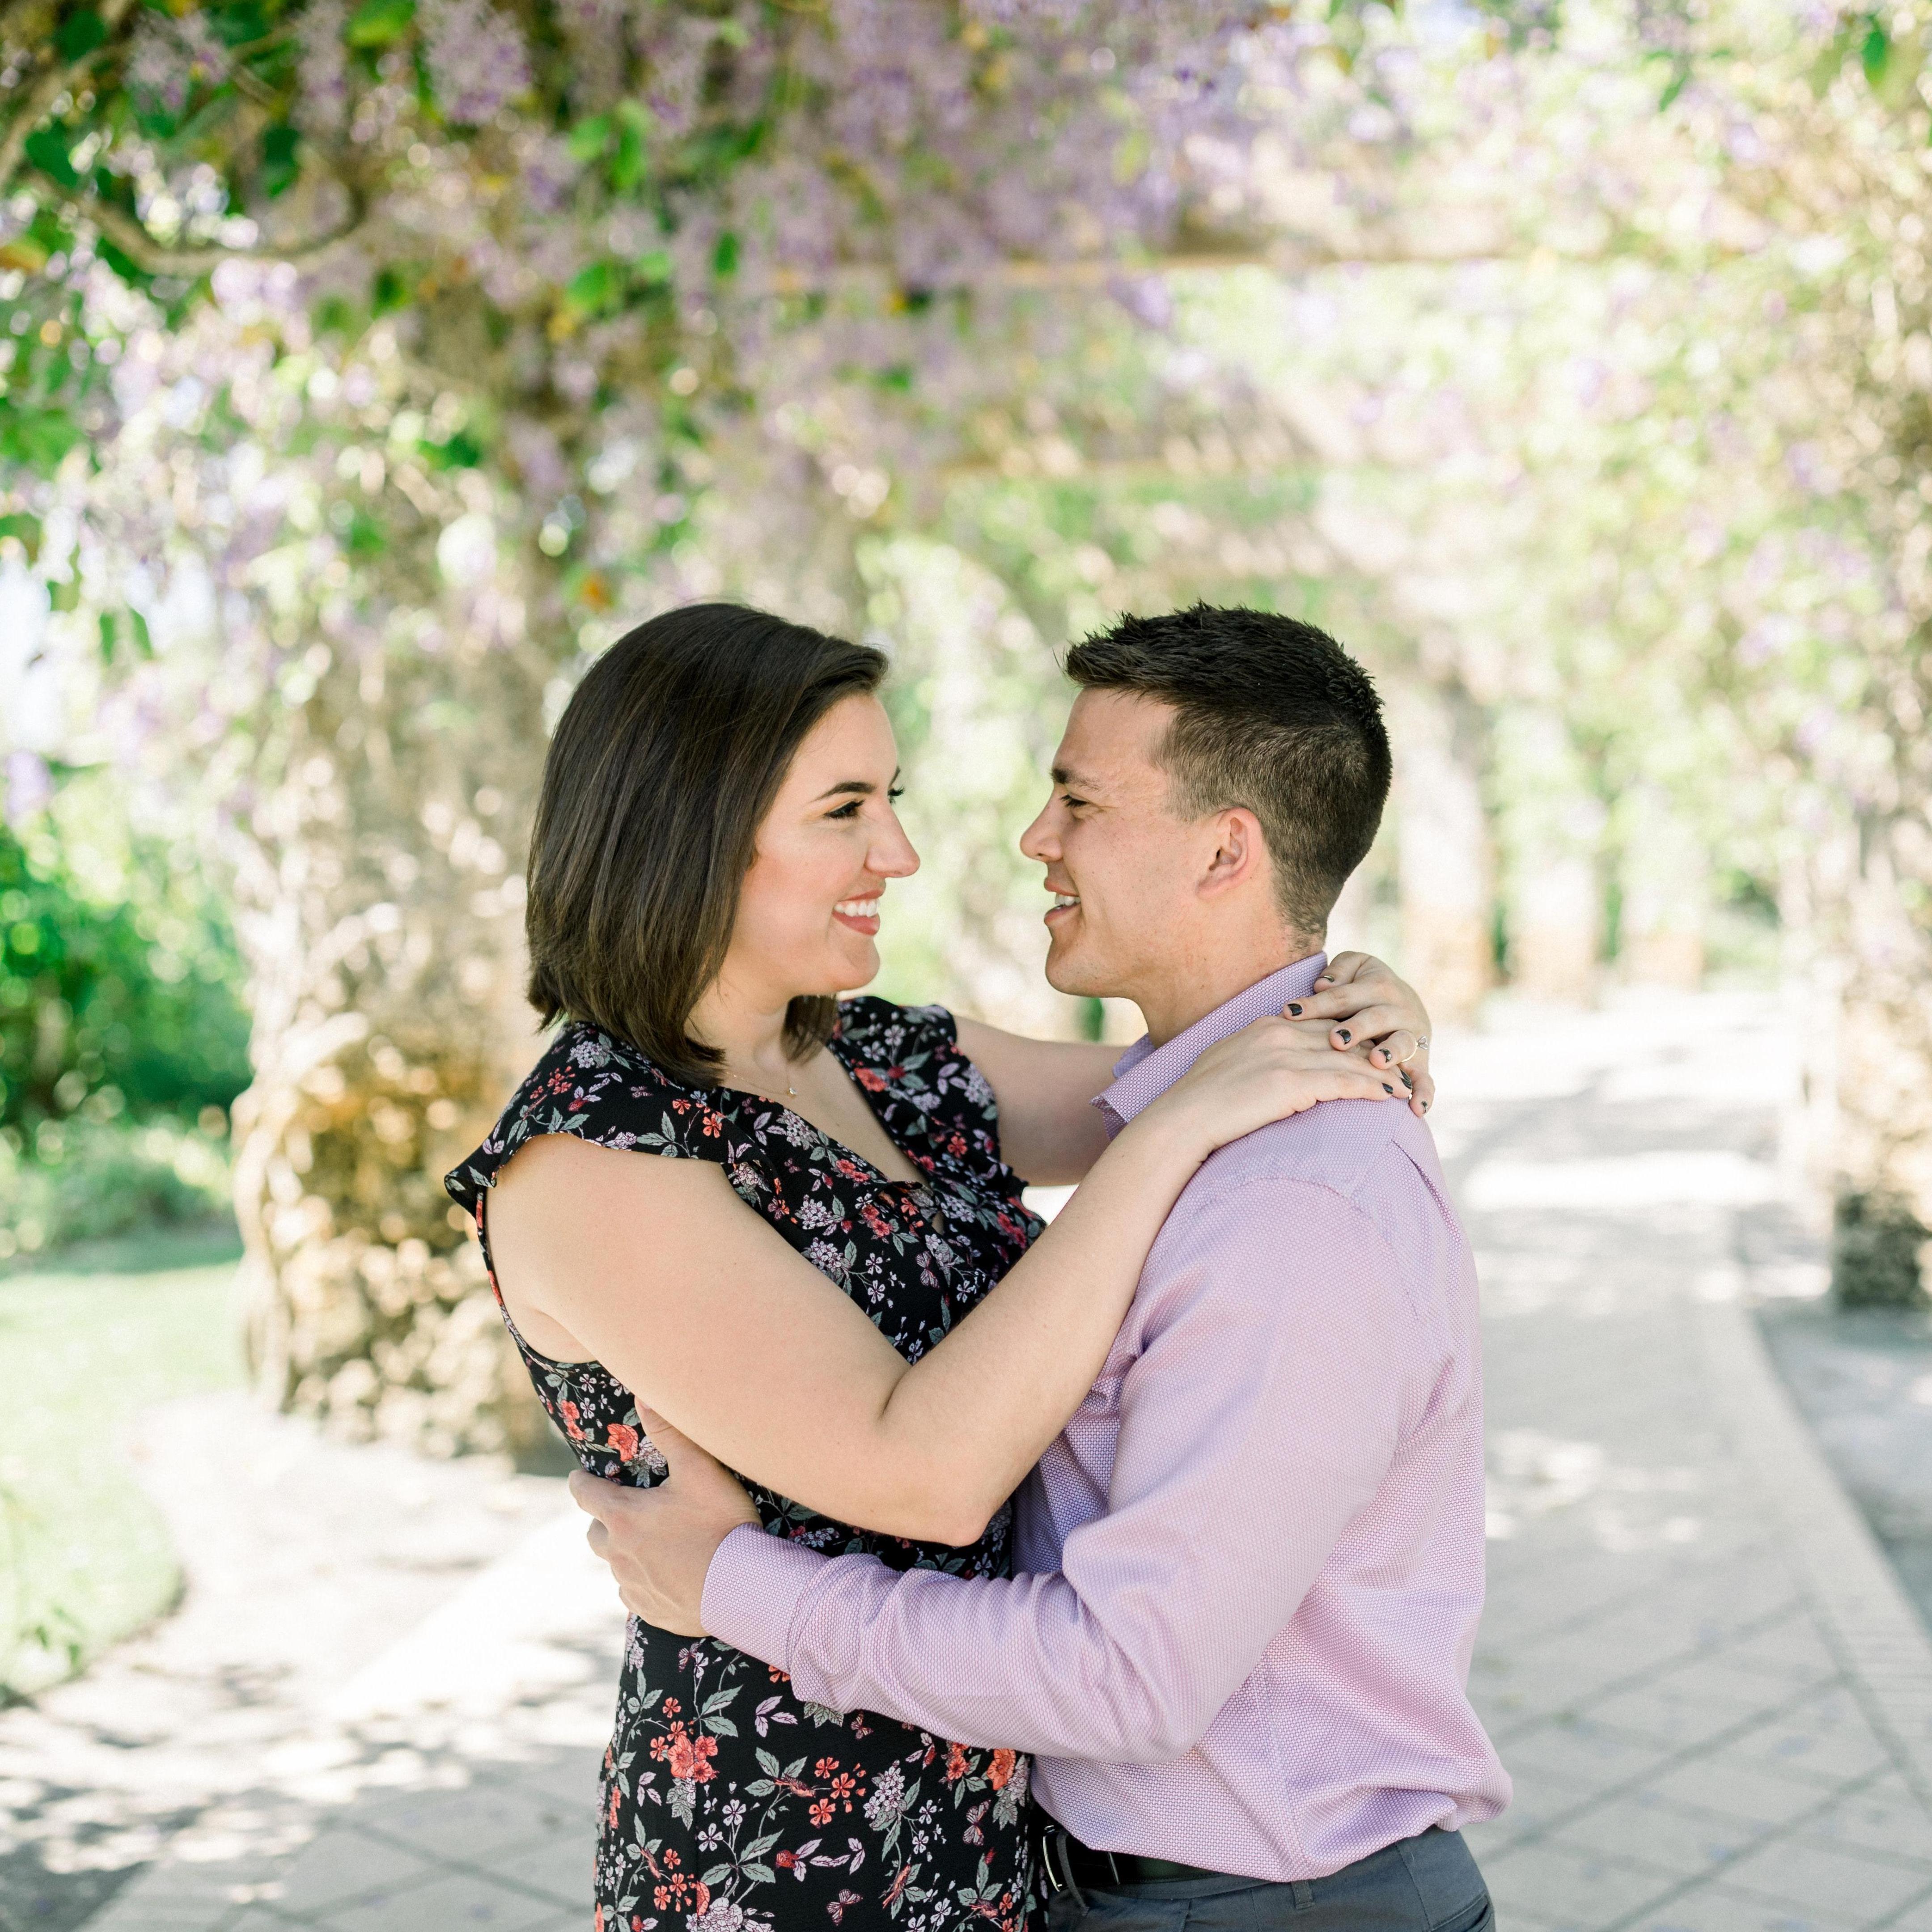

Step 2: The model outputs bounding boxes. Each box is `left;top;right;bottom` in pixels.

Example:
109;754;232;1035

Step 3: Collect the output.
1144;1014;1403;1162
1283;952;1435;1117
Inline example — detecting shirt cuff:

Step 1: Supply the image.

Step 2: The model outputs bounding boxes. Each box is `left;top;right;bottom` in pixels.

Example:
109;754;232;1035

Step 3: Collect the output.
700;1523;832;1669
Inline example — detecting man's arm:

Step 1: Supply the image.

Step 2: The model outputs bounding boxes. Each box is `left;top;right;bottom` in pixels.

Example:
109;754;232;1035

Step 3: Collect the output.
701;1174;1423;1761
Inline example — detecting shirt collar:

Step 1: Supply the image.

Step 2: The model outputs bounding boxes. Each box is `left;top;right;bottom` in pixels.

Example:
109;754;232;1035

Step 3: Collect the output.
1094;954;1329;1138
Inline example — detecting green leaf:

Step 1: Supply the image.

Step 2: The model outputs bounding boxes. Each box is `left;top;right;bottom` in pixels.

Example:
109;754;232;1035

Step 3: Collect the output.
713;230;740;279
419;428;482;470
347;0;414;47
371;265;415;315
0;236;50;274
1658;59;1690;110
262;125;300;199
564;260;619;318
1862;17;1890;88
0;407;84;476
568;114;613;163
56;8;107;60
345;508;388;558
611;115;646;191
24;128;79;190
0;514;43;561
634;248;672;286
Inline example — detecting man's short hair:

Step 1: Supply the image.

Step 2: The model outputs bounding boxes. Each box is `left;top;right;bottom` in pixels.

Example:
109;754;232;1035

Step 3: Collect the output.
1064;605;1391;936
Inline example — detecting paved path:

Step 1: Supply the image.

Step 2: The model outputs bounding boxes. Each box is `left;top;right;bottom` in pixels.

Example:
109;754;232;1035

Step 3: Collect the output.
1444;994;1932;1931
15;991;1932;1931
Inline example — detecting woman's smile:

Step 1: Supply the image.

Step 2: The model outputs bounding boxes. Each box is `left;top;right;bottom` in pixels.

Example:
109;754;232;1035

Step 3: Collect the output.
833;892;883;936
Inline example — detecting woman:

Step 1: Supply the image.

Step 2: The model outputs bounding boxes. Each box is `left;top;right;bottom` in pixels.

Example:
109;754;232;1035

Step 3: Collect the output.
445;605;1432;1932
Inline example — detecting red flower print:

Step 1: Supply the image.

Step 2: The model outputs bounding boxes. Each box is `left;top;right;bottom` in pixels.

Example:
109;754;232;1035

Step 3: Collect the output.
605;1423;640;1462
809;1797;835;1826
777;1850;800;1872
830;1771;859;1810
815;1757;841;1778
945;1741;970;1783
558;1400;585;1441
987;1748;1017;1791
662;1697;680;1716
650;1720;717;1780
854;1067;886;1091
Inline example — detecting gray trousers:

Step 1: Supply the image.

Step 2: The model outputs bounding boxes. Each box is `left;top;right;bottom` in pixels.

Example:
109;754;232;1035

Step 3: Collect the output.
1041;1828;1493;1932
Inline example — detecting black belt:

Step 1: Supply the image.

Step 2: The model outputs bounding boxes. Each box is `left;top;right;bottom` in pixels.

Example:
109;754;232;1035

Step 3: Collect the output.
1034;1822;1224;1895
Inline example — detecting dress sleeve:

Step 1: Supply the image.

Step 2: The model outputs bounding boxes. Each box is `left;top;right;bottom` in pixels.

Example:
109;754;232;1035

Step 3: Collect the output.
837;997;1006;1172
443;1025;737;1215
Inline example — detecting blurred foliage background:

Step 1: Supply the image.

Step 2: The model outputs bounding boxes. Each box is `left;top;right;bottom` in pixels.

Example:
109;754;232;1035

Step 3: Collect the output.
3;0;1931;1661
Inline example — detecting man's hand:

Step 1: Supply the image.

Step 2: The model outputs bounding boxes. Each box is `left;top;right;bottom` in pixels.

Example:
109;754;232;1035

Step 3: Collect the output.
569;1411;761;1636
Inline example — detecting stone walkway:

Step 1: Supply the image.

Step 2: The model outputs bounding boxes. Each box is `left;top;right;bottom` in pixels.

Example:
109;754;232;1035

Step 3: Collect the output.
1442;993;1932;1931
9;990;1932;1931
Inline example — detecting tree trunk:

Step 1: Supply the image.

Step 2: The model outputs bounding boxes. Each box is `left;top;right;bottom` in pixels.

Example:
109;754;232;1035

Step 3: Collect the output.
229;632;559;1457
1391;679;1494;1025
1817;816;1932;1306
1497;708;1603;1006
1617;783;1708;990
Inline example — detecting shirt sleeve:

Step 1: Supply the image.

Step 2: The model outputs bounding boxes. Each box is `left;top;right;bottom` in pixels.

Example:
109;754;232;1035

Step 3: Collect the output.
701;1174;1424;1761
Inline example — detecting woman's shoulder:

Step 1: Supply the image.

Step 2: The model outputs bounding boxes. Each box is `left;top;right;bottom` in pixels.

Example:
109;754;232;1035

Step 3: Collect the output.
835;996;1004;1143
833;995;959;1069
445;1022;733;1209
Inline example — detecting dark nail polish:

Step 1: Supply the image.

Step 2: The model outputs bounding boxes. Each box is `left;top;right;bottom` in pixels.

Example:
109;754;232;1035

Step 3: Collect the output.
1337;1029;1351;1043
1399;1071;1413;1090
1382;1083;1395;1095
1287;1003;1302;1016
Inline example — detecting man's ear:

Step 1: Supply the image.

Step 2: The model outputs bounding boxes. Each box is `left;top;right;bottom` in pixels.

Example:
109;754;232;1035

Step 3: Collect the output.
1198;807;1267;900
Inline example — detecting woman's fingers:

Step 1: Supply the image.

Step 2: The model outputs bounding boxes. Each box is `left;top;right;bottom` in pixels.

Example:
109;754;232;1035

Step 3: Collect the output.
1372;1029;1419;1069
1313;949;1374;987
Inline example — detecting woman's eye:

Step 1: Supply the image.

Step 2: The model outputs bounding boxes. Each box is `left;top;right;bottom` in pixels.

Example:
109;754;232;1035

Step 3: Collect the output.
828;801;862;820
887;786;905;803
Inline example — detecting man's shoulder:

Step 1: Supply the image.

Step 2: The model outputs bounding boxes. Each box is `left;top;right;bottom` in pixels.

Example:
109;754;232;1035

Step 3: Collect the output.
1195;1094;1435;1198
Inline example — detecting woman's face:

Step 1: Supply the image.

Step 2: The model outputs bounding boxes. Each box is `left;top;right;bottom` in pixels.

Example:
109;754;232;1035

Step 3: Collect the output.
724;693;919;1008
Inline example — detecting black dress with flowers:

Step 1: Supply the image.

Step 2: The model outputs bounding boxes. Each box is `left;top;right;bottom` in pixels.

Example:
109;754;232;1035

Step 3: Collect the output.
446;1000;1042;1932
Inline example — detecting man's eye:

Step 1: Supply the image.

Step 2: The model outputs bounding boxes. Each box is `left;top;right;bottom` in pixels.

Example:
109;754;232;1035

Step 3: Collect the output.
1060;793;1089;811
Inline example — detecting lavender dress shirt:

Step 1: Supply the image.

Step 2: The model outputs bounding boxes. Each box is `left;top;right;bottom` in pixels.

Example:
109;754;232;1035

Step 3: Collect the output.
703;956;1512;1883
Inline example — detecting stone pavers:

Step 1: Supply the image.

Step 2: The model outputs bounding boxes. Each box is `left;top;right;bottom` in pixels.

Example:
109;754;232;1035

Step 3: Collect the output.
1444;992;1932;1931
18;989;1932;1930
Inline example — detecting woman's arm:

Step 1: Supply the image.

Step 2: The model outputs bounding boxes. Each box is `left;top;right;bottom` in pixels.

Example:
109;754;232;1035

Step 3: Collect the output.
953;953;1437;1187
950;1021;1116;1186
484;1019;1395;1547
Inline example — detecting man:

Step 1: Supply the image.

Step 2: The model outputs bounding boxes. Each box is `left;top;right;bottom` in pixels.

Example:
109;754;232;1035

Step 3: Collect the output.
576;606;1509;1931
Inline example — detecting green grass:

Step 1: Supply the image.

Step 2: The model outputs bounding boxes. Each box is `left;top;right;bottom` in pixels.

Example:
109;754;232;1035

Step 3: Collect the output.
0;1224;245;1698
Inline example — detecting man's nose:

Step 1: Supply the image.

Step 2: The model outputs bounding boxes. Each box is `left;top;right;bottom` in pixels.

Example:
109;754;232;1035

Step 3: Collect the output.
1019;805;1056;860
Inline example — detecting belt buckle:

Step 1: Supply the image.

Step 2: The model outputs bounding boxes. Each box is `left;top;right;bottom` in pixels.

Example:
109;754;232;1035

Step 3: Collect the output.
1039;1827;1085;1907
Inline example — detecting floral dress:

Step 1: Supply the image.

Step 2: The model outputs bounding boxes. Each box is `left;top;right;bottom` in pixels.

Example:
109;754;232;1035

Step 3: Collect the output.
446;1000;1042;1932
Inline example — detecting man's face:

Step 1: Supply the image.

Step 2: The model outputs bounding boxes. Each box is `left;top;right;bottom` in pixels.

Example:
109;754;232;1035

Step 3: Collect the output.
1018;689;1208;1002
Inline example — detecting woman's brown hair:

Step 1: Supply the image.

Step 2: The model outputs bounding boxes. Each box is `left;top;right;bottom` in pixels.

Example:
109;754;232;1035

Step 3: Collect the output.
525;603;888;1085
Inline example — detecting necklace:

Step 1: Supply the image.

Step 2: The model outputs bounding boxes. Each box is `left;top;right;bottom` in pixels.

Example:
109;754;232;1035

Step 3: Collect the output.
737;1065;800;1100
